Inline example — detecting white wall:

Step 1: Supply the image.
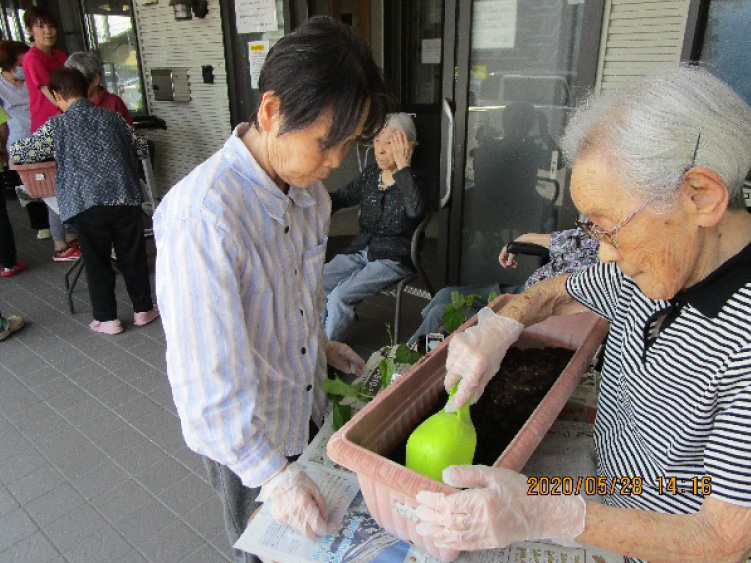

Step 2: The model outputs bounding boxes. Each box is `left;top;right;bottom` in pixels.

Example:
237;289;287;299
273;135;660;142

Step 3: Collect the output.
596;0;690;92
132;0;232;194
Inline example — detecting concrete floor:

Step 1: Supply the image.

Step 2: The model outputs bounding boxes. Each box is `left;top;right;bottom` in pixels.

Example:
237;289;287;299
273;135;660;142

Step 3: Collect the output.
0;200;432;562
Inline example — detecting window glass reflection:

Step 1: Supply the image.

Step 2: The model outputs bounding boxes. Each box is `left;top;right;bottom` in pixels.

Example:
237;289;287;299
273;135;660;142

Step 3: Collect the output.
700;0;751;108
83;2;145;114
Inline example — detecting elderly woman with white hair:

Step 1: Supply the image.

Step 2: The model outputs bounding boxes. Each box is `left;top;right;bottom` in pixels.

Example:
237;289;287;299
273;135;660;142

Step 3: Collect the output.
414;66;751;562
65;51;133;126
323;112;426;341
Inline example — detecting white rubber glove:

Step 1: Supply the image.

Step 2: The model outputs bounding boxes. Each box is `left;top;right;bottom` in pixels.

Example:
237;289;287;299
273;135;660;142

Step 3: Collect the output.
326;341;365;375
258;462;328;538
415;465;586;550
444;308;523;411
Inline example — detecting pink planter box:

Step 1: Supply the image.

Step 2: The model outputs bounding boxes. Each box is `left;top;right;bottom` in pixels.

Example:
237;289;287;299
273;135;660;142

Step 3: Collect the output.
10;161;56;199
327;295;609;561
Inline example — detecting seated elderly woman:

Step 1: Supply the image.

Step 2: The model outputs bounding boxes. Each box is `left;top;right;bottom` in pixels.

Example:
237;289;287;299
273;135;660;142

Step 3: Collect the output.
415;66;751;562
323;112;426;341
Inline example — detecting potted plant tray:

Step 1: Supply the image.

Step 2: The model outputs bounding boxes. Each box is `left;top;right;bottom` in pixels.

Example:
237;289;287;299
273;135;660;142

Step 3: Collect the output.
327;294;609;562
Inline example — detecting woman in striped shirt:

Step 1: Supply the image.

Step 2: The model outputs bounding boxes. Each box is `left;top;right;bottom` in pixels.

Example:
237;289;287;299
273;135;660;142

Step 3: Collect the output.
415;66;751;562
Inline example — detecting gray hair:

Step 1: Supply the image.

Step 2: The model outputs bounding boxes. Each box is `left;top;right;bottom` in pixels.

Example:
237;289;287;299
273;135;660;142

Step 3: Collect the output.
65;52;104;85
561;65;751;209
385;112;417;143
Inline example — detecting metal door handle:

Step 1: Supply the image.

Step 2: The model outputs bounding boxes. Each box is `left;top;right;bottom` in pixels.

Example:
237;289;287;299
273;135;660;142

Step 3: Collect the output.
440;97;454;209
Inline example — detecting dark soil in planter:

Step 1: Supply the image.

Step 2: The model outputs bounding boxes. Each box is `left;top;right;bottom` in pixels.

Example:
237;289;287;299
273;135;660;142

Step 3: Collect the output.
388;347;574;468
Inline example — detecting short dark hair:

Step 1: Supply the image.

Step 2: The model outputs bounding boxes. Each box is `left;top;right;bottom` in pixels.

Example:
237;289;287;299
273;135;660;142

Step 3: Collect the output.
48;67;89;100
0;40;29;72
23;6;57;31
253;16;392;149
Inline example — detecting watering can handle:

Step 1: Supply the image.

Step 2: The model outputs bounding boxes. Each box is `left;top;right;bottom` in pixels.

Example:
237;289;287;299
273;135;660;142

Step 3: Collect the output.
446;382;471;421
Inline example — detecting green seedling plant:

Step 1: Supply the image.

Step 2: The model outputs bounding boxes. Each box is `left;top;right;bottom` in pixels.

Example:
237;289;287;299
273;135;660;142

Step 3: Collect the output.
324;376;375;431
325;325;424;430
442;290;498;334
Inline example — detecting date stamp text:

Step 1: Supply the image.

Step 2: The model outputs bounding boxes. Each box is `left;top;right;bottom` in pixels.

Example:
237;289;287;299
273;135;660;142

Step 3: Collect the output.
527;476;712;496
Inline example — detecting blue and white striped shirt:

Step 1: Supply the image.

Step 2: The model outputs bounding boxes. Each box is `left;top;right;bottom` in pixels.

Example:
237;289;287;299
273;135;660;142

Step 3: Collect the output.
154;124;330;488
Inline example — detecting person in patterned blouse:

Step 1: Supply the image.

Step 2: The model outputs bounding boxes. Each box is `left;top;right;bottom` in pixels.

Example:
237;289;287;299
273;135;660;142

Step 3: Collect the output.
10;67;158;335
408;227;599;346
505;228;600;288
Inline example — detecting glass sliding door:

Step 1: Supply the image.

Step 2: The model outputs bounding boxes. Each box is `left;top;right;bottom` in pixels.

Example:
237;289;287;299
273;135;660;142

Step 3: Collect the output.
696;0;751;108
81;0;147;114
0;0;24;43
441;0;602;287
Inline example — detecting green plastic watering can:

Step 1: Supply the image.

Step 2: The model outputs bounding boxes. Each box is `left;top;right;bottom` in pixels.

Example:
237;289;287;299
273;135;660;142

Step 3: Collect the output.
405;384;476;482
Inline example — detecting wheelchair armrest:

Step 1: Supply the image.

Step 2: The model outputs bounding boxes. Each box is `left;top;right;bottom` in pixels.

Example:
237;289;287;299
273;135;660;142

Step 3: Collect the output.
506;241;549;258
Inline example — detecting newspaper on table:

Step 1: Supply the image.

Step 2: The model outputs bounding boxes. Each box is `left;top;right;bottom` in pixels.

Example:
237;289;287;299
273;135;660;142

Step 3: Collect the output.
235;349;622;562
235;417;621;563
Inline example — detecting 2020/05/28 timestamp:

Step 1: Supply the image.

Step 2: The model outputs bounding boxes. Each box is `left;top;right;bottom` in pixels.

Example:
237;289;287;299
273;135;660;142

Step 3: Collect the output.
527;476;712;496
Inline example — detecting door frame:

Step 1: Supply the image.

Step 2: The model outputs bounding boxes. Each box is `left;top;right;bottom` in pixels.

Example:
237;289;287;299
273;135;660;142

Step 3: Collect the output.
681;0;709;61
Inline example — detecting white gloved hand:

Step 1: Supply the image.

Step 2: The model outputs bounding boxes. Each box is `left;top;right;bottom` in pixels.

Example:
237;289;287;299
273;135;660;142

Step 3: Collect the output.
415;465;586;551
258;462;328;538
326;341;365;375
444;308;523;411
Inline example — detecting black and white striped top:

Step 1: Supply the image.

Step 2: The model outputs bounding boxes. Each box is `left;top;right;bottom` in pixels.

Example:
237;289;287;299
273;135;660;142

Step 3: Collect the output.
567;245;751;519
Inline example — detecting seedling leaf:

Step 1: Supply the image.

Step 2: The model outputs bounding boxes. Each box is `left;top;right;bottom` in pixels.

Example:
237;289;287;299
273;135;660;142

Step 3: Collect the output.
450;290;466;308
331;396;353;430
442;308;466;334
395;344;422;366
379;358;396;389
323;376;360;398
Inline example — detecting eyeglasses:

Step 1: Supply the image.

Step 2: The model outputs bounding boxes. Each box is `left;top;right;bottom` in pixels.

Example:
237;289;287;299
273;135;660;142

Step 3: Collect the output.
575;197;653;249
576;129;700;249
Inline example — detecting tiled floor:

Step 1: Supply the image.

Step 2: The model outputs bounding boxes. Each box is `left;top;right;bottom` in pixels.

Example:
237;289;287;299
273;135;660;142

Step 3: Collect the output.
0;200;432;562
0;202;234;563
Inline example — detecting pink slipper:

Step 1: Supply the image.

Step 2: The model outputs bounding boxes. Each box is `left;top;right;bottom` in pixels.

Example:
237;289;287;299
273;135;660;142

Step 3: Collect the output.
134;306;159;327
90;319;124;334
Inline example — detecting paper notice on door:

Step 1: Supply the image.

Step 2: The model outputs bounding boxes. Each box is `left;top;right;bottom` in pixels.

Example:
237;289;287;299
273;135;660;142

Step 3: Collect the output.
421;38;442;64
248;41;269;89
236;0;277;33
472;0;517;50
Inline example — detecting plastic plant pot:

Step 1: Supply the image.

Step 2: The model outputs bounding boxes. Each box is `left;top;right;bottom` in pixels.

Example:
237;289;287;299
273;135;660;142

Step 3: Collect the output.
327;294;609;562
9;161;56;198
